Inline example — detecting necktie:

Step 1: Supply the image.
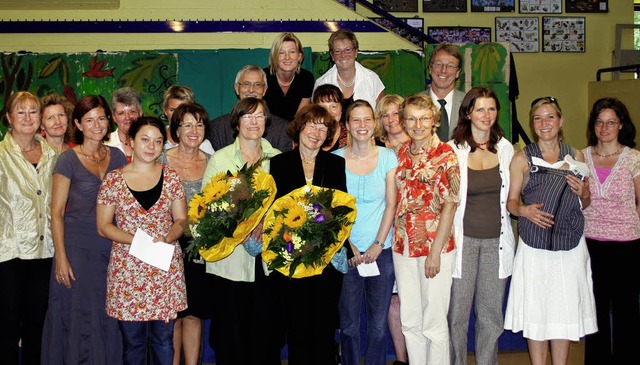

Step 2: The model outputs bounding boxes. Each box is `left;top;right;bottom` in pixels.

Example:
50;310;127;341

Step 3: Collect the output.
437;99;449;141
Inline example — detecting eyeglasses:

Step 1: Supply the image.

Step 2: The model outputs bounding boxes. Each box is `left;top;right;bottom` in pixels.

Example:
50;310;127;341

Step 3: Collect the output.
594;120;620;128
404;116;433;124
531;96;559;108
430;61;459;71
179;122;205;129
305;124;329;134
332;47;354;56
237;82;265;89
241;114;266;122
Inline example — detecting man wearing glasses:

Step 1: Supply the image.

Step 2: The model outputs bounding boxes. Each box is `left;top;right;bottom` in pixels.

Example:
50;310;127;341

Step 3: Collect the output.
207;65;293;152
423;44;466;142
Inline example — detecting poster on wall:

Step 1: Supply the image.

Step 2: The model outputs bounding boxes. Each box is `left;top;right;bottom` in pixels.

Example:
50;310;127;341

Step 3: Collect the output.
428;26;492;44
542;16;585;52
371;17;424;47
471;0;515;13
496;17;539;53
336;0;356;10
373;0;419;12
422;0;467;12
520;0;562;14
565;0;608;13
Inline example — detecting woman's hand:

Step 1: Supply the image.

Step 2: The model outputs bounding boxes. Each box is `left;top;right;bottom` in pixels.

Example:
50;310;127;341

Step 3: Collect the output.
348;242;362;267
55;255;76;288
425;251;441;279
567;175;589;199
363;243;383;264
521;203;554;228
153;236;168;243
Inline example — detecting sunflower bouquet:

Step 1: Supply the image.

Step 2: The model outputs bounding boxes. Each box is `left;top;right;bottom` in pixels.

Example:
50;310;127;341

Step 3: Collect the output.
186;161;276;262
262;185;356;278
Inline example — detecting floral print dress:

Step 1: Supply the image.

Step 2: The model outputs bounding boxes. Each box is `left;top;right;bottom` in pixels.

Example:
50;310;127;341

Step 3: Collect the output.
97;165;187;322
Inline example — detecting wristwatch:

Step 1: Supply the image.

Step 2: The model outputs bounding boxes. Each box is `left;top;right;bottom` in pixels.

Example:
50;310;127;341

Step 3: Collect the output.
373;239;384;248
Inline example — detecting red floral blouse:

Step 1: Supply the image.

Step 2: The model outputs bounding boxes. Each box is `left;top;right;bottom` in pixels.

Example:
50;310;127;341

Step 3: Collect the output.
394;136;460;257
97;165;187;321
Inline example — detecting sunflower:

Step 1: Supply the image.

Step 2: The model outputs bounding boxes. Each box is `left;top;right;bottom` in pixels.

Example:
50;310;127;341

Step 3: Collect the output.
188;194;207;222
283;204;307;229
202;178;231;202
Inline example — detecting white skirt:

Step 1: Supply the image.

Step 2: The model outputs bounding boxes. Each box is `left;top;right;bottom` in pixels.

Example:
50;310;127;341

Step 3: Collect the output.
504;236;597;341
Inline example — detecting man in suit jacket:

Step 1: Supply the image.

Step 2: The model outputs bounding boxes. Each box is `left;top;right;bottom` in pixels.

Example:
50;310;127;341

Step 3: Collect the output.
423;44;466;141
207;65;293;152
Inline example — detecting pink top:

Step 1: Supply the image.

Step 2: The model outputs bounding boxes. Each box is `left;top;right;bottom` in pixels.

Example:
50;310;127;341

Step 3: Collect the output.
97;165;187;321
583;146;640;241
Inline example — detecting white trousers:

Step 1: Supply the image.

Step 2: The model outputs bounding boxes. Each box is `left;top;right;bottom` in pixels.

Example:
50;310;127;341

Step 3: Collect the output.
393;250;455;365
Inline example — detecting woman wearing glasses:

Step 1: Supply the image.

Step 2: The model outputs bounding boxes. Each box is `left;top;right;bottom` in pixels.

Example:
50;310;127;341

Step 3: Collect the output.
393;94;460;365
504;97;597;365
158;103;211;365
202;97;281;365
582;98;640;364
314;29;385;114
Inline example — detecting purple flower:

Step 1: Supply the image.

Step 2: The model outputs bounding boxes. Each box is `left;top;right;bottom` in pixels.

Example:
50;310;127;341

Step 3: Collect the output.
314;214;326;223
312;203;322;212
286;241;293;253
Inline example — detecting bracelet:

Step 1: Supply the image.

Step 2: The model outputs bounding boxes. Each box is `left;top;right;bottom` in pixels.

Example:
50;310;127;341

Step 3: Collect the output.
373;239;384;248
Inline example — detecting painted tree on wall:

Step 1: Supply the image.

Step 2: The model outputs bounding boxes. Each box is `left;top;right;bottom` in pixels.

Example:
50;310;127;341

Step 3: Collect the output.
0;51;177;140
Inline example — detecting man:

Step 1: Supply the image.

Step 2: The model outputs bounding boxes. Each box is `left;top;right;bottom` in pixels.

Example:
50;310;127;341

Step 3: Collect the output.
104;87;142;161
424;44;466;141
207;65;292;152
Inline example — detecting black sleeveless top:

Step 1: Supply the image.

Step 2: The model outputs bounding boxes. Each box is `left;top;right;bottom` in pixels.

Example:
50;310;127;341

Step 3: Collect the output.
520;142;584;251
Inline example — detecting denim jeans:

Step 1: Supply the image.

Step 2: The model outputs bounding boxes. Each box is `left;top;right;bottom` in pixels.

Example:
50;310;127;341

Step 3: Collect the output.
339;248;395;365
119;319;175;365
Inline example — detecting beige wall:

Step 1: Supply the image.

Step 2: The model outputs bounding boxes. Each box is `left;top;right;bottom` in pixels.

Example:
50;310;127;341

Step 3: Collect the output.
0;0;635;148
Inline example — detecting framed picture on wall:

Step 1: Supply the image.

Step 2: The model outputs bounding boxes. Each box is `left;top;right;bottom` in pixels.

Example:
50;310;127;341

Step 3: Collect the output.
427;26;491;44
542;16;585;52
471;0;515;13
422;0;467;12
496;17;539;53
373;0;419;12
336;0;356;10
565;0;608;13
371;17;424;47
520;0;562;14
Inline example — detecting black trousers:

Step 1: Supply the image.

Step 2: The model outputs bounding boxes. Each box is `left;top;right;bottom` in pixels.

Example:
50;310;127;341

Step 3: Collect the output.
0;257;52;365
585;238;640;365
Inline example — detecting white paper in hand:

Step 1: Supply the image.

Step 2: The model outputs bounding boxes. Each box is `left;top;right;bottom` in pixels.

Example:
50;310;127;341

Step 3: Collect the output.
129;228;175;271
357;261;381;277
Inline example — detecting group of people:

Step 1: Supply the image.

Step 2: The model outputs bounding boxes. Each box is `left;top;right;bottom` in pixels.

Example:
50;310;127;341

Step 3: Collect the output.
0;29;637;365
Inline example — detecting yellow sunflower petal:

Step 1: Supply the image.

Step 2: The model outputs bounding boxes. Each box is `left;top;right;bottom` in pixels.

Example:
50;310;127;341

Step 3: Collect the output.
283;204;307;229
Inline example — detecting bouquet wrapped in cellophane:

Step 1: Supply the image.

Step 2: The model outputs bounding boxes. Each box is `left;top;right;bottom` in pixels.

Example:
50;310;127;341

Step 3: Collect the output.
187;162;276;262
262;185;356;279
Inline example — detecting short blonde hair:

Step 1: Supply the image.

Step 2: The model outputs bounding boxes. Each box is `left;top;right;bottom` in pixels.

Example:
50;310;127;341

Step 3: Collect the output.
4;91;41;127
401;93;441;133
375;94;404;142
268;32;304;75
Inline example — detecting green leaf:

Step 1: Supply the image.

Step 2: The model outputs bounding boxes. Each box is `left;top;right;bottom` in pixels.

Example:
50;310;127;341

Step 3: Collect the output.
39;57;62;79
118;54;168;91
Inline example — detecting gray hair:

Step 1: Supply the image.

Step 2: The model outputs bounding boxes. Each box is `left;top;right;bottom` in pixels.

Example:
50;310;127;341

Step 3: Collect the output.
234;65;268;87
111;87;142;112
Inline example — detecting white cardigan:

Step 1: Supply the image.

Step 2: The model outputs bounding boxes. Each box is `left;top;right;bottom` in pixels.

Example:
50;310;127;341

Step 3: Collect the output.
448;138;515;279
313;61;385;109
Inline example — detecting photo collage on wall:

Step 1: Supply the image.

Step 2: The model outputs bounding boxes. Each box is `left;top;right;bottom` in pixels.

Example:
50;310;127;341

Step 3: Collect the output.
422;0;467;12
543;16;585;52
471;0;516;13
520;0;562;14
496;17;539;53
428;26;491;44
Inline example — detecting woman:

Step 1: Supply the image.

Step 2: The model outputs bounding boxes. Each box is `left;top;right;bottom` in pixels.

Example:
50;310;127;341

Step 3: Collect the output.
582;98;640;364
0;91;58;365
269;104;345;365
41;95;127;364
377;94;409;150
263;32;315;121
314;29;385;113
333;100;397;365
447;87;515;365
40;93;74;152
375;94;409;365
504;97;597;365
202;97;281;365
105;87;142;162
313;83;347;151
393;93;459;365
96;116;187;365
162;85;215;154
158;103;211;365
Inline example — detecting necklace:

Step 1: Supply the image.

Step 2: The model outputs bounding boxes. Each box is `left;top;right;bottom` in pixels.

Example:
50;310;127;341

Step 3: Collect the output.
80;144;107;164
337;73;355;88
349;148;371;160
594;146;623;158
21;141;39;153
409;145;424;156
119;135;131;147
300;151;316;164
475;140;488;147
277;72;295;87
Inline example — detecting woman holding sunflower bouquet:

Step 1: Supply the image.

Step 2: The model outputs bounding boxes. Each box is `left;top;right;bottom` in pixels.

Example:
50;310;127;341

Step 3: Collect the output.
200;97;281;365
267;104;353;365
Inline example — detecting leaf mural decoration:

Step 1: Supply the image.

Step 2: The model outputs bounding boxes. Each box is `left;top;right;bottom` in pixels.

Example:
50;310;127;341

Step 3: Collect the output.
39;57;62;79
471;43;507;86
118;54;168;91
60;60;69;85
